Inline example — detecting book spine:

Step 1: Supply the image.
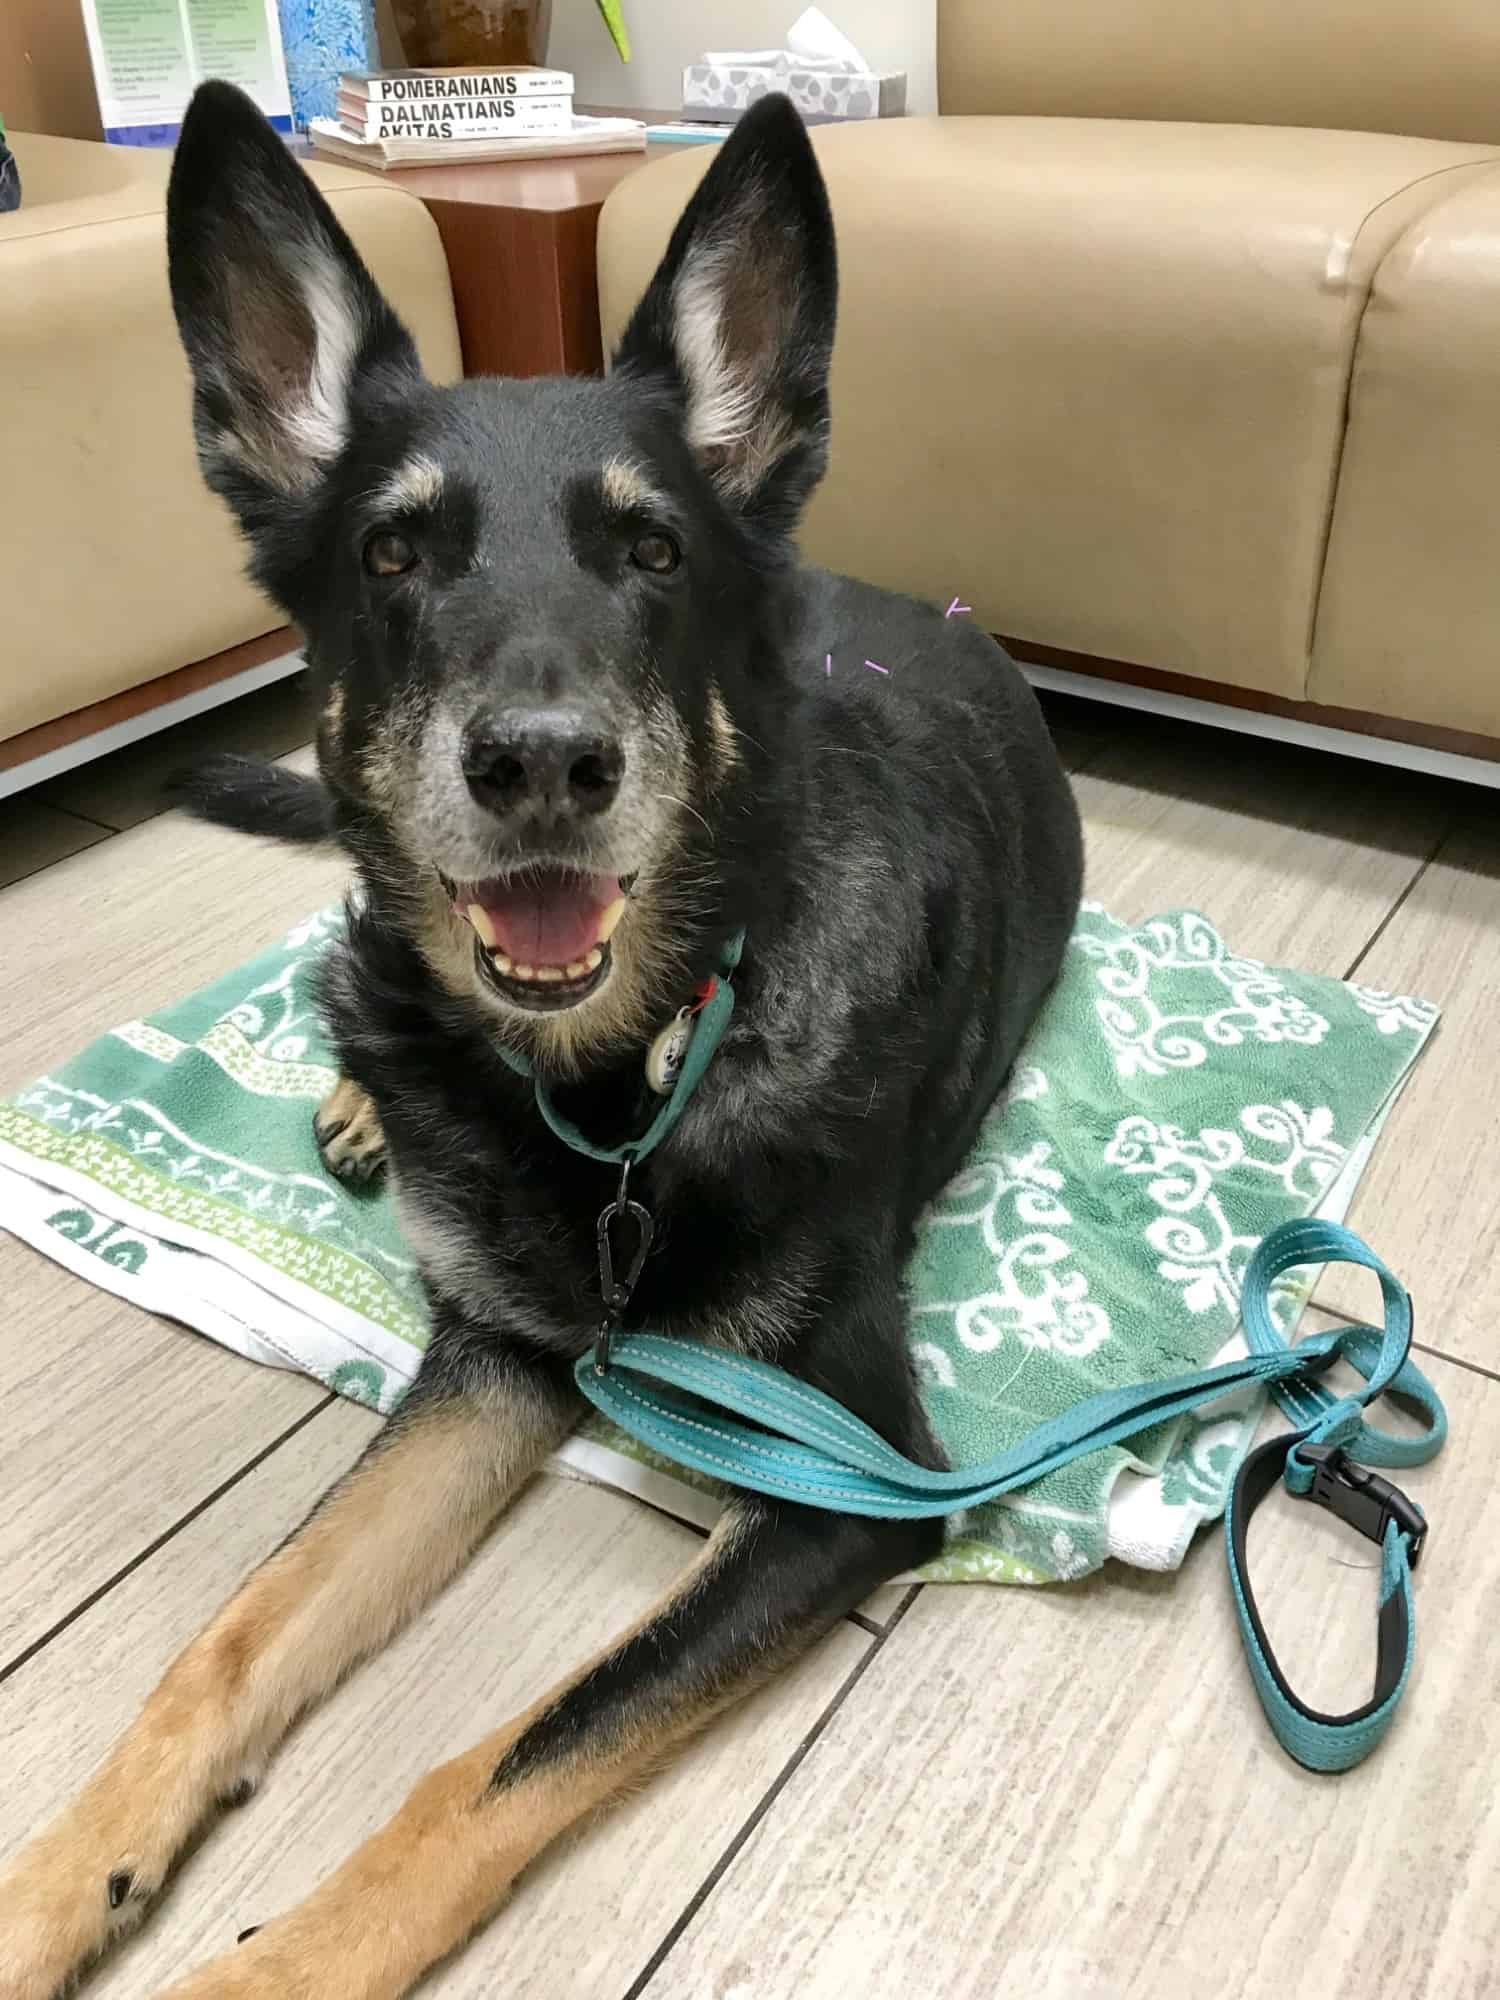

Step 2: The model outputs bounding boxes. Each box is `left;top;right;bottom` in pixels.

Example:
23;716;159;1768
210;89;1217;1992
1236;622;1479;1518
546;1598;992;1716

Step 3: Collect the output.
344;97;573;138
310;121;646;168
350;68;573;101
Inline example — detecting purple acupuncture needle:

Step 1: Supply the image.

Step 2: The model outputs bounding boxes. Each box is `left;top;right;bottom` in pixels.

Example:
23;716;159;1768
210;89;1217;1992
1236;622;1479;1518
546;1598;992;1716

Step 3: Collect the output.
864;660;889;675
945;597;971;618
825;652;832;676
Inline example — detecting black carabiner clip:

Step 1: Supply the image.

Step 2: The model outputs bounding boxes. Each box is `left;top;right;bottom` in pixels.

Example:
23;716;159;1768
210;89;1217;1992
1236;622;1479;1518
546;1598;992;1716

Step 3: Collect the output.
593;1154;654;1374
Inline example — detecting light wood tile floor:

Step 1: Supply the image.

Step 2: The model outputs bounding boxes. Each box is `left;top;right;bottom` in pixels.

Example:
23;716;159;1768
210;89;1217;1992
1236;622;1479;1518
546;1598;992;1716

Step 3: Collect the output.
0;691;1496;2000
0;793;111;890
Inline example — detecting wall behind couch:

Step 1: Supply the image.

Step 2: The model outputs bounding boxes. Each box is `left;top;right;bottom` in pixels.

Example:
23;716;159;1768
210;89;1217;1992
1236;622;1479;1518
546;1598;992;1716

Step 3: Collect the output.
0;0;934;145
0;0;102;141
551;0;937;116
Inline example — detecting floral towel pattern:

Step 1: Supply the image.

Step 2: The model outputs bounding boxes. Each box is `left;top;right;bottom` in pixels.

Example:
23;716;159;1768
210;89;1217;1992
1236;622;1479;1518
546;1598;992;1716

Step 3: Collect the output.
0;904;1436;1587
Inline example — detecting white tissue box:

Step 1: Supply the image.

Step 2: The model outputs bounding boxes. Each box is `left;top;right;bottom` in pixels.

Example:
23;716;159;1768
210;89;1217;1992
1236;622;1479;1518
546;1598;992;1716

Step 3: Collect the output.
682;61;906;123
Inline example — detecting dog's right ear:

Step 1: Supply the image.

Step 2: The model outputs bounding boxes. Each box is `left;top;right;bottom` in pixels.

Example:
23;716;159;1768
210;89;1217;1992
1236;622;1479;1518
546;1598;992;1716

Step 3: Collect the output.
167;81;422;529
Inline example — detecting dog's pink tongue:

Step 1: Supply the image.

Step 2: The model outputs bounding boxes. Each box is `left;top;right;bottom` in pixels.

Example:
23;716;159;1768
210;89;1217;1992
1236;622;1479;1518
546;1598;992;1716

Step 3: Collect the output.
477;872;619;966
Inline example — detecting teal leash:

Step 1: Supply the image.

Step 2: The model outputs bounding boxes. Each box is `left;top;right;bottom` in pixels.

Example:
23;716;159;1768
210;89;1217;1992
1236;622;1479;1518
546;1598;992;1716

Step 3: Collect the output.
521;930;1444;1771
1222;1220;1441;1771
574;1217;1443;1772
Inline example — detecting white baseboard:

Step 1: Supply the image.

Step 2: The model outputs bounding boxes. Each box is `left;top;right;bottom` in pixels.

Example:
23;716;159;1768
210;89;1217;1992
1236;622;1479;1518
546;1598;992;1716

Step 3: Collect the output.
0;649;308;803
1020;659;1500;791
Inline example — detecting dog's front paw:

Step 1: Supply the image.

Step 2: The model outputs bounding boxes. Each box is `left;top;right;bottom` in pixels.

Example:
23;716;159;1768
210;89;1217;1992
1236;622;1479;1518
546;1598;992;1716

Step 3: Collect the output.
313;1077;387;1185
0;1804;164;2000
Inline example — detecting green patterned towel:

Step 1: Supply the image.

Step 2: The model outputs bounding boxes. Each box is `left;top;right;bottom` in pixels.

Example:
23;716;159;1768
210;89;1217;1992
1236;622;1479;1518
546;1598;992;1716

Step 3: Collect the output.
0;902;1436;1586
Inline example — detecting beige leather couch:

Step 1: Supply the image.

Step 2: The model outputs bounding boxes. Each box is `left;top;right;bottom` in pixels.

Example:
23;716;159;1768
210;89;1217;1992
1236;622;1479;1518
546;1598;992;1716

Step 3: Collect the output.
598;0;1500;757
0;134;459;774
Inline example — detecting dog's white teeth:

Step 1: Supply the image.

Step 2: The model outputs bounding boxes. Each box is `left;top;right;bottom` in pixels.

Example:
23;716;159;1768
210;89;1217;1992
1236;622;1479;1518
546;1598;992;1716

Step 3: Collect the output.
596;896;627;942
486;949;600;985
466;903;497;948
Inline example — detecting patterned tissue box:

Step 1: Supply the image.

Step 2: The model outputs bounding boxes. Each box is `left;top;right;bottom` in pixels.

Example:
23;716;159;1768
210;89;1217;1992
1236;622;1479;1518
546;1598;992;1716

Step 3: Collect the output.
683;60;906;124
278;0;380;130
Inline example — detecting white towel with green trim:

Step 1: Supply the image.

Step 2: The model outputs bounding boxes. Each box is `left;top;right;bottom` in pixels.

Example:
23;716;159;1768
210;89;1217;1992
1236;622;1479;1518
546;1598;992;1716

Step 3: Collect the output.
0;902;1437;1586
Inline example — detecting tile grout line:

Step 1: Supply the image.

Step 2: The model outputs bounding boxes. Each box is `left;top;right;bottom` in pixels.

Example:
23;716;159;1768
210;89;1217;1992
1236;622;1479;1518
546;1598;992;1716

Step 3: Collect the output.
1327;808;1478;1380
1339;816;1454;982
619;1583;925;2000
53;812;133;836
1311;1302;1500;1387
0;1393;338;1689
1413;1339;1500;1388
36;802;123;835
0;824;118;896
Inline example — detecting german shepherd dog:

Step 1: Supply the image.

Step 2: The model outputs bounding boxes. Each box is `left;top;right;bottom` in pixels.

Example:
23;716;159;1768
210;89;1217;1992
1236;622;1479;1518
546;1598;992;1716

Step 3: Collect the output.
0;82;1081;2000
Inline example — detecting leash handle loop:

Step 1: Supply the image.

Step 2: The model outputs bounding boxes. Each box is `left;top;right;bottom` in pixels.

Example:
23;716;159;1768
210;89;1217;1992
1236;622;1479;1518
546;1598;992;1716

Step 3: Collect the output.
1226;1434;1421;1772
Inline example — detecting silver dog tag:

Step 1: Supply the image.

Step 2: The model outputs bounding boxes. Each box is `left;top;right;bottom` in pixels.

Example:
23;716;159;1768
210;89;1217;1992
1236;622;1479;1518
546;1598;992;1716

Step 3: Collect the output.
646;1008;695;1095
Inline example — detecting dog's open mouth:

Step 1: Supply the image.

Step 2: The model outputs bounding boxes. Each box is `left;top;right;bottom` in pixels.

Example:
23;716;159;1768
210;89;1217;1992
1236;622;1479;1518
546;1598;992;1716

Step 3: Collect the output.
450;868;627;1012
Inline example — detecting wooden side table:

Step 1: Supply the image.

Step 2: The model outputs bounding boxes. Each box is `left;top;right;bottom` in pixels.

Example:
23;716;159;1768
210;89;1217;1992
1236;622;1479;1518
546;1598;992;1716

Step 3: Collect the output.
379;131;673;379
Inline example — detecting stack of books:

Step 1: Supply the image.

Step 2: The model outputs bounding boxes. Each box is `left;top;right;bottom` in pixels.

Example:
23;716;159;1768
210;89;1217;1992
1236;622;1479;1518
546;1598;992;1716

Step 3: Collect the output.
308;66;646;169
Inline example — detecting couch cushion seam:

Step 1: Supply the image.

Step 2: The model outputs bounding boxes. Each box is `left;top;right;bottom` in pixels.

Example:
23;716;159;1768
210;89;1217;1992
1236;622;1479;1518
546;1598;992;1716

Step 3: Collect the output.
1302;153;1500;689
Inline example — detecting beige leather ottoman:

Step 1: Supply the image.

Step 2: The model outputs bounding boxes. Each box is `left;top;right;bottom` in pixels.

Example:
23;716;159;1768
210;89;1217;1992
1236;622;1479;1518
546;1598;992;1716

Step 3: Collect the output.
0;135;460;749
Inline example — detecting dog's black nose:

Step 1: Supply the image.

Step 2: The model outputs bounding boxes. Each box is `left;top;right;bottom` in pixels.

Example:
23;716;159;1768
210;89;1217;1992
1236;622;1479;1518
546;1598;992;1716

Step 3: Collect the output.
462;709;624;820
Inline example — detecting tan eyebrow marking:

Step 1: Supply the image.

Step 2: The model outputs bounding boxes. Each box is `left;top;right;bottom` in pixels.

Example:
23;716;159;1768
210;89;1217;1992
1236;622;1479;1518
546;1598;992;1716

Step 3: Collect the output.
370;452;444;516
601;456;671;514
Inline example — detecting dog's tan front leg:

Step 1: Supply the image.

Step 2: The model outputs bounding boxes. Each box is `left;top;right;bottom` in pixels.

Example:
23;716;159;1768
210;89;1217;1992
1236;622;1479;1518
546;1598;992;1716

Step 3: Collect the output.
152;1501;934;2000
0;1358;572;2000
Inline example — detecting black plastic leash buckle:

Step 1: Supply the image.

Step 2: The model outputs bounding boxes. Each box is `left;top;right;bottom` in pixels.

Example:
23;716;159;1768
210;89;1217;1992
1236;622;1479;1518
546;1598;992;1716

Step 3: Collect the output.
593;1153;654;1376
1297;1442;1428;1568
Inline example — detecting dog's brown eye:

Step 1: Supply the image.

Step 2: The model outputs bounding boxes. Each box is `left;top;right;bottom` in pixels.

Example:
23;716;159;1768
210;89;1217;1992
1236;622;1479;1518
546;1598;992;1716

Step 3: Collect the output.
363;531;417;577
631;531;680;575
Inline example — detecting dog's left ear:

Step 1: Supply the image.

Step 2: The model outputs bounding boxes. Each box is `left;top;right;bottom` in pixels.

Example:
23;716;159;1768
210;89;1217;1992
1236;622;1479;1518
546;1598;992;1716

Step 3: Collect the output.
167;81;423;530
613;95;836;544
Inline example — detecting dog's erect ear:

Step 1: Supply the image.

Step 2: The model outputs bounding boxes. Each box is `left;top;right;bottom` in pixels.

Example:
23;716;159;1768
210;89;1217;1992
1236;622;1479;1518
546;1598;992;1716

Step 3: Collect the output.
612;95;836;543
167;81;422;520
